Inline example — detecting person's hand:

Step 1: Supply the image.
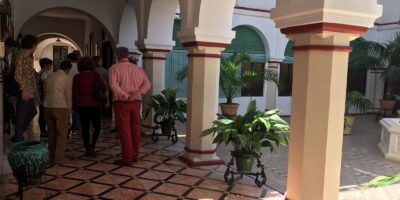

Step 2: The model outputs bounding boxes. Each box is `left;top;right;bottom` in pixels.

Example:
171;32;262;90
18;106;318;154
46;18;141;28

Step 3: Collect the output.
128;92;140;101
21;90;30;102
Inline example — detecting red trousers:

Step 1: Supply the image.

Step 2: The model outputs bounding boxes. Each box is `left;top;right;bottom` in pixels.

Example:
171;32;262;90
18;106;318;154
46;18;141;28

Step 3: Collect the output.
114;101;141;164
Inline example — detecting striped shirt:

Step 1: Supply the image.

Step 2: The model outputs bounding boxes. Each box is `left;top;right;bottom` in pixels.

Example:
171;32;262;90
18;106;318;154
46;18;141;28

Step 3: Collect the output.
109;59;151;101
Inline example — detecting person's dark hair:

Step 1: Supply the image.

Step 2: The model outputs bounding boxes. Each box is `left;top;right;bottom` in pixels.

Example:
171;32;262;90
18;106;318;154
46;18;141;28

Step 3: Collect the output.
39;58;52;69
4;37;17;48
67;53;78;62
78;57;95;72
93;56;101;64
21;34;37;49
116;47;129;59
59;60;73;71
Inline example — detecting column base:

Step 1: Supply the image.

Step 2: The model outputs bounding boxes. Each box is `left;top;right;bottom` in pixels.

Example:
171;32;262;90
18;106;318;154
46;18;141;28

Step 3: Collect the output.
179;151;225;166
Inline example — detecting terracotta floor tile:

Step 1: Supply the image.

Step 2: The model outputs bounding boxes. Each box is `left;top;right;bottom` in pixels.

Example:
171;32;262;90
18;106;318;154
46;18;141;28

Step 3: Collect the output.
139;170;173;181
225;194;258;200
122;178;159;190
93;174;130;185
21;187;58;200
186;188;223;200
61;159;96;168
81;154;113;162
0;183;18;198
198;179;230;191
152;150;179;157
167;174;202;186
165;158;187;166
153;182;190;196
230;184;264;198
86;163;119;172
131;160;159;168
143;143;169;149
97;148;121;156
153;163;184;173
43;178;82;191
101;187;143;200
70;182;112;196
46;165;76;176
51;193;90;200
164;146;184;152
111;166;145;176
142;155;170;162
180;168;210;177
208;172;226;181
64;169;103;180
139;147;157;154
140;193;176;200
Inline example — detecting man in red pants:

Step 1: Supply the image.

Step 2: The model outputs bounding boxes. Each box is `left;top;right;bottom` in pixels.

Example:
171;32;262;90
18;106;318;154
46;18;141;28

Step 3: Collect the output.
109;47;151;165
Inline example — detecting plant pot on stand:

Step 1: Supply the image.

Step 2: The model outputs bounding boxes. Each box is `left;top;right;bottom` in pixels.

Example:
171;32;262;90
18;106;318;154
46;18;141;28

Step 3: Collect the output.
380;99;396;116
220;103;239;117
7;141;49;200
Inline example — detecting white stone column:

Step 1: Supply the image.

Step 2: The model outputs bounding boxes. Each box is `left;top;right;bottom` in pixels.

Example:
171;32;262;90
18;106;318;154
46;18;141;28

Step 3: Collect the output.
179;42;227;166
139;48;171;129
365;68;385;108
271;1;381;199
265;60;281;111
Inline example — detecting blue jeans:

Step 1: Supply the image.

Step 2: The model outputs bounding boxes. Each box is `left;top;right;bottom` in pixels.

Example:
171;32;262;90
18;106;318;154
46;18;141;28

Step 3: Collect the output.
15;97;37;142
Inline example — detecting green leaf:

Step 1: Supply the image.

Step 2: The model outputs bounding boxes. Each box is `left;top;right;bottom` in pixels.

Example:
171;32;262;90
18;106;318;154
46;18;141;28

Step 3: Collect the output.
200;127;217;137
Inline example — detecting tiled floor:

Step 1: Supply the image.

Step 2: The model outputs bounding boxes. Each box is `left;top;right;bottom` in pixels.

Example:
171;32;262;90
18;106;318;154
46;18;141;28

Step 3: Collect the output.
2;115;400;199
0;119;282;200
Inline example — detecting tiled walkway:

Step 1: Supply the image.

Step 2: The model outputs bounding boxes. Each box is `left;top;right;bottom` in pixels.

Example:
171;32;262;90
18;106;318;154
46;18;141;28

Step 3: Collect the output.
0;119;282;200
2;115;400;199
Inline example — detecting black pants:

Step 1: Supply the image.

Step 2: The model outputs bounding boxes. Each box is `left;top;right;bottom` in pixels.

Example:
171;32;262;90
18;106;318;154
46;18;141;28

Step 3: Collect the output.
38;105;47;134
15;97;37;142
78;106;101;150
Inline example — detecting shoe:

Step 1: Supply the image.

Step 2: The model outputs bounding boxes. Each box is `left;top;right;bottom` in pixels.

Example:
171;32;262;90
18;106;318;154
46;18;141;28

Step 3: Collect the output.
40;132;48;138
89;147;97;157
110;128;118;133
114;160;131;166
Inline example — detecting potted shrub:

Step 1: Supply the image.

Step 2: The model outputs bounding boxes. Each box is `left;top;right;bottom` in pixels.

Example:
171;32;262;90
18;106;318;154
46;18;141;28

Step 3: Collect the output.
219;52;260;116
200;100;290;173
350;34;400;112
149;89;187;135
344;91;373;134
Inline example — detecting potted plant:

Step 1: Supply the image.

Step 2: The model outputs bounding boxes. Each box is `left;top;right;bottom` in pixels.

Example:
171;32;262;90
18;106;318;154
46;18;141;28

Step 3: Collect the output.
149;89;187;135
350;33;400;112
219;52;260;116
200;100;290;173
344;91;373;134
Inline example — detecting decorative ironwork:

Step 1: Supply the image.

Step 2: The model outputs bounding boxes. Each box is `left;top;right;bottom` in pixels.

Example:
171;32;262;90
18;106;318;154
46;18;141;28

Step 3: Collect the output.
224;152;267;187
151;122;178;144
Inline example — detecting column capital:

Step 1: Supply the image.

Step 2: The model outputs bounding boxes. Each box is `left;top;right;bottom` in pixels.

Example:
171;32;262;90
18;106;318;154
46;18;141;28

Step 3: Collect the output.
271;0;382;32
184;41;228;59
135;41;173;53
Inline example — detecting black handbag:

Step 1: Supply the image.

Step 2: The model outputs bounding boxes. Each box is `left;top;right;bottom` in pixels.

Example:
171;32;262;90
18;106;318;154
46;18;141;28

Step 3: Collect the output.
93;77;107;103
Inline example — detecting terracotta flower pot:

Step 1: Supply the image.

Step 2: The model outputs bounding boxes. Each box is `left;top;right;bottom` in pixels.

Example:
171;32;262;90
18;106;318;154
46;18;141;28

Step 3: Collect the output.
344;115;355;135
220;103;239;116
380;99;396;110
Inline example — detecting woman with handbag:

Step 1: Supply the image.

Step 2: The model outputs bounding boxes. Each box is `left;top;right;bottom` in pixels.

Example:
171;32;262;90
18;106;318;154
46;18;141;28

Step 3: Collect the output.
72;57;106;156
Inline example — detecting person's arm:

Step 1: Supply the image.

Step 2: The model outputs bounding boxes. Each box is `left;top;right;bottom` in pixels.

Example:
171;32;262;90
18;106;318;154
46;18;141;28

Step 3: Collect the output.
15;55;30;101
108;66;129;99
72;76;78;107
138;69;151;97
65;76;73;112
95;73;106;92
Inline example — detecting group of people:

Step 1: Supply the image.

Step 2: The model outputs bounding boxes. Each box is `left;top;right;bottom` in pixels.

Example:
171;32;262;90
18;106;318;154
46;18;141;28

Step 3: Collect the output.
3;34;151;166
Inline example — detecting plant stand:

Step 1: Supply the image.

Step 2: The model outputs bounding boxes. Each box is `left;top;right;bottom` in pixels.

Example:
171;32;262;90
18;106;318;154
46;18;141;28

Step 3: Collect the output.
224;152;267;187
151;122;178;144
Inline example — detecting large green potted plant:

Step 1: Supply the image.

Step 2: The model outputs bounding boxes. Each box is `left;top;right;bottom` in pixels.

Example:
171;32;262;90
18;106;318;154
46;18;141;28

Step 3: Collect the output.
350;34;400;112
219;52;261;116
344;91;373;134
149;89;187;135
200;100;290;173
